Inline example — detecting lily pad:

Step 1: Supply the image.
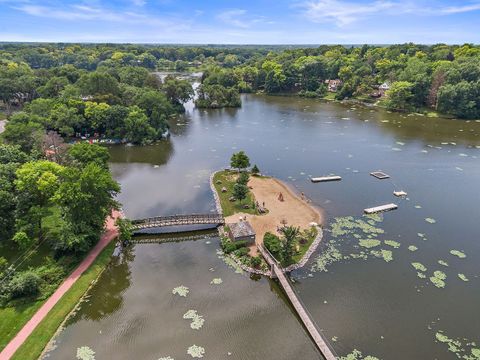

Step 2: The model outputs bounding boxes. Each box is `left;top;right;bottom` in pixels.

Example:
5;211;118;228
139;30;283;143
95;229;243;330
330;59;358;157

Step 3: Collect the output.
77;346;95;360
172;286;189;297
450;250;466;258
359;239;381;248
458;273;469;282
408;245;418;252
210;278;223;285
384;240;400;248
187;345;205;358
412;262;427;272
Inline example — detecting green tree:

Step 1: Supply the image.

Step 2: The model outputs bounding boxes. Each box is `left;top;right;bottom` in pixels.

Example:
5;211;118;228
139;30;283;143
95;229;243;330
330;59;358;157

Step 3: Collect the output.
8;270;41;298
124;106;157;144
233;183;248;204
385;81;414;111
230;151;250;172
68;143;110;169
1;113;44;153
237;171;250;185
251;164;260;175
116;218;133;243
280;226;300;265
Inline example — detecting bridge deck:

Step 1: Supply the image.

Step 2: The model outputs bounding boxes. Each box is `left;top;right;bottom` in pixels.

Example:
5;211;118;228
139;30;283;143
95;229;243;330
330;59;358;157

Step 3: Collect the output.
258;246;337;360
131;213;224;230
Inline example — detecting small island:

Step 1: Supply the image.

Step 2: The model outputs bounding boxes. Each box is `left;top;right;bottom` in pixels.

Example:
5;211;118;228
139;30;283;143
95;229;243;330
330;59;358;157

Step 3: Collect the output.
213;151;324;273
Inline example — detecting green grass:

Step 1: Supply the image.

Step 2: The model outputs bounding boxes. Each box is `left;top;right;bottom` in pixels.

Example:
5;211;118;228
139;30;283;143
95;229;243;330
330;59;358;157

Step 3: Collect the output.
0;112;6;120
213;170;260;217
10;241;116;360
322;92;336;100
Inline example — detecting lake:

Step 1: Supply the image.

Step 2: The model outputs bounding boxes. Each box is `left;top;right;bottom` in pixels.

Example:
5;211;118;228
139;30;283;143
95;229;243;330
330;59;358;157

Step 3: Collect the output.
44;94;480;360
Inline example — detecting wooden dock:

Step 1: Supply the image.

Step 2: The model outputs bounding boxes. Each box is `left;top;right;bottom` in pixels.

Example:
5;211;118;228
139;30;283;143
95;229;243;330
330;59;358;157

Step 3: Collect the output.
258;246;337;360
311;176;342;183
364;203;398;214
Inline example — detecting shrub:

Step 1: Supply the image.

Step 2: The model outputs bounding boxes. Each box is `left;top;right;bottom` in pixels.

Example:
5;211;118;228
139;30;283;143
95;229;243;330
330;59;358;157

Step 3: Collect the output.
8;270;41;298
250;256;262;268
233;247;250;257
264;232;283;260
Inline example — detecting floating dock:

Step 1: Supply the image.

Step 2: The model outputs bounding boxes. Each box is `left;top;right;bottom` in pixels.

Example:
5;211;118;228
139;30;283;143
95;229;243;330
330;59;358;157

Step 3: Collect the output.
364;203;398;214
393;191;407;197
370;171;390;179
311;176;342;183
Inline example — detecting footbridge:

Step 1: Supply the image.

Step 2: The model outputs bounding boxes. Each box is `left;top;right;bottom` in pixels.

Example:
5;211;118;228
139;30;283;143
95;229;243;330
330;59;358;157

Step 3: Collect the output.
258;245;338;360
131;213;224;231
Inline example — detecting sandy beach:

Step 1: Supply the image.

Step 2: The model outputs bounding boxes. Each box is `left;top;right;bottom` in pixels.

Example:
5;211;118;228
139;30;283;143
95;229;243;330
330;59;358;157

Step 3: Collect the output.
225;176;323;255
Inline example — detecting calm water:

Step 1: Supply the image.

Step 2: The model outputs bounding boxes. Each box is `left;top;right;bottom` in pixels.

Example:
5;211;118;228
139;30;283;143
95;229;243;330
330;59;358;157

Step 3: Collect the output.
45;94;480;360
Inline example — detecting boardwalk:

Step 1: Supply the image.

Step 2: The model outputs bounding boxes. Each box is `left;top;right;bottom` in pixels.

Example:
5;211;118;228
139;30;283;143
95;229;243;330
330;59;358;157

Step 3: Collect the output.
131;213;224;230
258;246;337;360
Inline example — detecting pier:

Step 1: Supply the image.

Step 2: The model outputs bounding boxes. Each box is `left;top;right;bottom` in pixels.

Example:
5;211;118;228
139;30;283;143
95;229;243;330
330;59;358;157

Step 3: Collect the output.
364;203;398;214
258;246;337;360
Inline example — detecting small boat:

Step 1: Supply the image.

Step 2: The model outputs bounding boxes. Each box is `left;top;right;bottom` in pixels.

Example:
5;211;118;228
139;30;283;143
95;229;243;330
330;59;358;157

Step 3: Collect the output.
311;176;342;183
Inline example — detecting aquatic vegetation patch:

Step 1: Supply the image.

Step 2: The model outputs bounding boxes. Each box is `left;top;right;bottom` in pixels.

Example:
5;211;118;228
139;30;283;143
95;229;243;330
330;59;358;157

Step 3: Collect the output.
438;260;449;267
158;357;174;360
408;245;418;252
433;330;480;359
384;240;400;248
210;278;223;285
338;349;380;360
430;271;447;288
77;346;95;360
433;271;446;280
187;345;205;358
183;310;205;330
312;243;343;272
425;218;437;224
359;239;381;248
417;272;426;279
312;215;401;271
412;262;427;272
450;250;466;258
458;273;469;282
172;285;189;297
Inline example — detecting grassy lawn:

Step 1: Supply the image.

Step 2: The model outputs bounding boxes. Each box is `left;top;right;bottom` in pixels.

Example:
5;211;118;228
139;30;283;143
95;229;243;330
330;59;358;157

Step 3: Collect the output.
213;170;260;217
322;92;336;100
10;241;116;360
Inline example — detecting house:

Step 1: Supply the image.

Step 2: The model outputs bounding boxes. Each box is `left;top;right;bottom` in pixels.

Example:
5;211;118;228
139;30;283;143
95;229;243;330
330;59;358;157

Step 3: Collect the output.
325;79;342;92
378;82;391;96
229;221;256;244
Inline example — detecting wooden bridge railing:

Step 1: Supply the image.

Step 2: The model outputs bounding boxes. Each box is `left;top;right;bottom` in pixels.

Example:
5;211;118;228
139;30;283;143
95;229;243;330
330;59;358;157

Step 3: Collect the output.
131;213;224;230
258;244;338;360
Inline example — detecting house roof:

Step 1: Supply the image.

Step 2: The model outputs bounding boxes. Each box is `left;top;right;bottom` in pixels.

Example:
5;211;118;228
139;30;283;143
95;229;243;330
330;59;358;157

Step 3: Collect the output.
230;221;256;238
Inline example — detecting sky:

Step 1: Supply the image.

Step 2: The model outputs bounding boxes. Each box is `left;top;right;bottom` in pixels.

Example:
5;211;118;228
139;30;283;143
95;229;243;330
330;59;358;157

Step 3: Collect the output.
0;0;479;44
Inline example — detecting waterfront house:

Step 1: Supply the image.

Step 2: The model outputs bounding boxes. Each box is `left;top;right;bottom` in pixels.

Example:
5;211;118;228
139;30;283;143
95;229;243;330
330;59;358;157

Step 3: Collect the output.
378;82;391;96
325;79;342;92
229;221;256;244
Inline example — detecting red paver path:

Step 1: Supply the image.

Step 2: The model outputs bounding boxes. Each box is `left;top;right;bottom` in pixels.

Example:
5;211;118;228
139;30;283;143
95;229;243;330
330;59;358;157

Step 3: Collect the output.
0;210;121;360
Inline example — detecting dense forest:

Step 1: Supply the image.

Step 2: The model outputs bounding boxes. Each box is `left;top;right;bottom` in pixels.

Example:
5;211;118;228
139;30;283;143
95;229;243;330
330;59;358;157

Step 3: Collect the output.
198;43;480;118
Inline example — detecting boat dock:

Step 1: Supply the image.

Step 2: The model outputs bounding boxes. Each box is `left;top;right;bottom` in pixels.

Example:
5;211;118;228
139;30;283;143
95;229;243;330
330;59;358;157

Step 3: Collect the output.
311;176;342;183
364;203;398;214
258;246;337;360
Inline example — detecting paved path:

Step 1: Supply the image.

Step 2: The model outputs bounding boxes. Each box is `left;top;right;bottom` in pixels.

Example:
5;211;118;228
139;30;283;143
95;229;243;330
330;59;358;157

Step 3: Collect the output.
0;211;121;360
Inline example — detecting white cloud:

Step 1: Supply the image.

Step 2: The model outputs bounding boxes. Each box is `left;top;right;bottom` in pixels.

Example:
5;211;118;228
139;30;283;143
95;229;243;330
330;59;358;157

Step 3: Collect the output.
300;0;400;25
217;9;250;28
441;2;480;14
132;0;146;6
300;0;480;26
